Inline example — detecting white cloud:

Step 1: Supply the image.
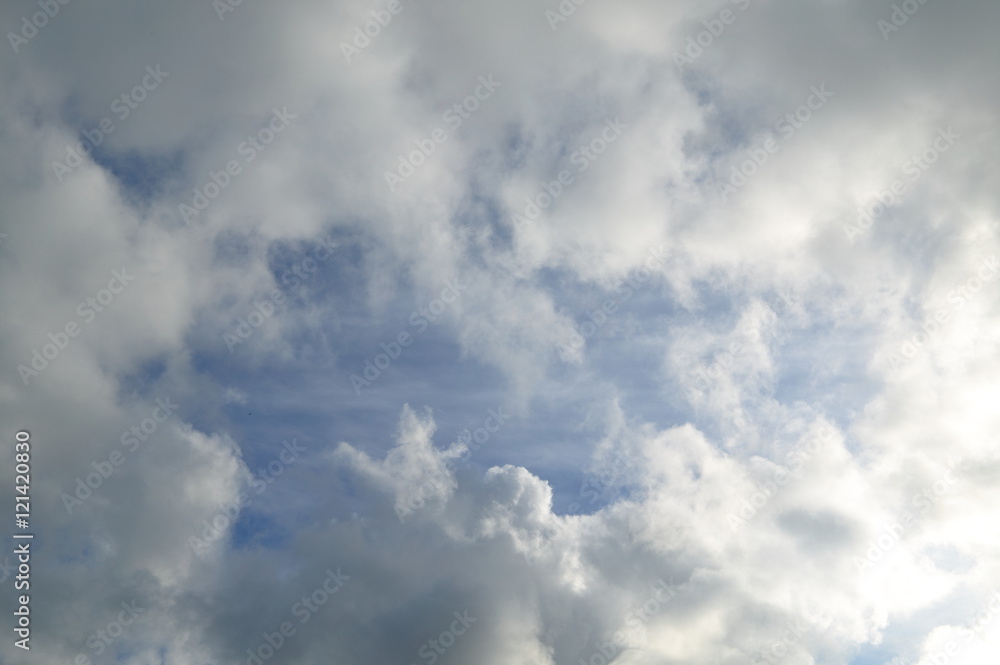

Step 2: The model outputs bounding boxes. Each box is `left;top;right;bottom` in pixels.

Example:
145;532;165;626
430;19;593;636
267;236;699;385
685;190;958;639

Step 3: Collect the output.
2;0;1000;663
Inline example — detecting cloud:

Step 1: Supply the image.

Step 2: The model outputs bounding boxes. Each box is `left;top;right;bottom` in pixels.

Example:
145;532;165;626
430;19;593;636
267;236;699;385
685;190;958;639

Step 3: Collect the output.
2;0;1000;663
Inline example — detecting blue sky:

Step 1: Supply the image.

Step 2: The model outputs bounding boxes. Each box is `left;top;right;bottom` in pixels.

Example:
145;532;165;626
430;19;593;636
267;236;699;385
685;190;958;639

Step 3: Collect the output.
1;1;1000;664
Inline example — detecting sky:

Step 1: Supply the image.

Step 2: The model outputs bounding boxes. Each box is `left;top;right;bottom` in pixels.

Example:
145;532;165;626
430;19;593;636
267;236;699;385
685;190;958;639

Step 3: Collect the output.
1;0;999;664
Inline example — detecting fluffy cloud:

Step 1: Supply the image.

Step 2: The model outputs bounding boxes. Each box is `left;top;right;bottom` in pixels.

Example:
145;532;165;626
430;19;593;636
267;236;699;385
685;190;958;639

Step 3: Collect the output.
1;0;999;664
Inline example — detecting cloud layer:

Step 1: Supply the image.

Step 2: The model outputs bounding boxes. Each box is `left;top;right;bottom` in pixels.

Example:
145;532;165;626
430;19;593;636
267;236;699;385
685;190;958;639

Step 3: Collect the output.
1;0;999;664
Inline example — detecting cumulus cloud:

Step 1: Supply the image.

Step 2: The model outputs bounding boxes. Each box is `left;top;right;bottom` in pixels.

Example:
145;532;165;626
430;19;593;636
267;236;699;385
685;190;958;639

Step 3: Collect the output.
1;0;999;664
